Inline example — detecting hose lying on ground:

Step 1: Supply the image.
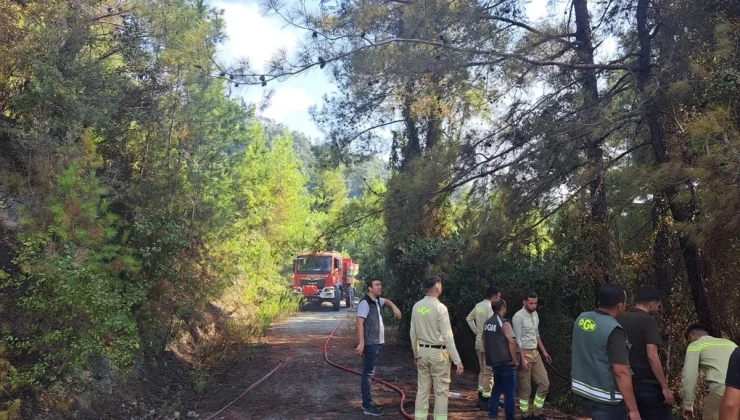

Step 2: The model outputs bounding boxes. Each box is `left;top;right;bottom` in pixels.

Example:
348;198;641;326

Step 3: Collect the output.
324;311;415;419
203;361;283;420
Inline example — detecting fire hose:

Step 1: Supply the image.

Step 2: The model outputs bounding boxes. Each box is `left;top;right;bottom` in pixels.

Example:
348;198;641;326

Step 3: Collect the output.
324;311;576;419
203;361;283;420
324;311;416;419
204;309;574;420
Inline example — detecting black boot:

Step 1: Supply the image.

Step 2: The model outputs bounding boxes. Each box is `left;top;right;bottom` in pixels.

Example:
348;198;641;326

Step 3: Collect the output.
477;392;490;411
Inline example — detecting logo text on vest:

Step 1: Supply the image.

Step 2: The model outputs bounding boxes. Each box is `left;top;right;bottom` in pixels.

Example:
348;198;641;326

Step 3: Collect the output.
578;318;597;332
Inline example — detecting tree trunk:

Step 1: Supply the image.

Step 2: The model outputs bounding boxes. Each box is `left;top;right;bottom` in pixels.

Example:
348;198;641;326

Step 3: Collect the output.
573;0;611;297
651;194;671;298
636;0;718;334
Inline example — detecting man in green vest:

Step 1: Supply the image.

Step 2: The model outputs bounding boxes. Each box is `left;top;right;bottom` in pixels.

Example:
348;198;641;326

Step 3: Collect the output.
466;285;501;410
571;283;641;420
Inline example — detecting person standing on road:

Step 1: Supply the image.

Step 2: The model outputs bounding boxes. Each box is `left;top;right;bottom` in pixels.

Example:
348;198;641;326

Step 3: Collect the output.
681;325;737;420
411;276;464;420
466;285;501;410
355;278;402;416
720;347;740;420
512;291;551;420
571;283;641;420
483;299;519;420
617;286;674;420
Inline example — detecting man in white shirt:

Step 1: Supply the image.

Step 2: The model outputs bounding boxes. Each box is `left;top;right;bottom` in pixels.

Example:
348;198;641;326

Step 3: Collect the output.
512;292;551;420
355;278;402;416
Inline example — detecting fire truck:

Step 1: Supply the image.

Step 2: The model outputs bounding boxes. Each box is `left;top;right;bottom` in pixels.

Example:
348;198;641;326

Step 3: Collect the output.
292;251;358;311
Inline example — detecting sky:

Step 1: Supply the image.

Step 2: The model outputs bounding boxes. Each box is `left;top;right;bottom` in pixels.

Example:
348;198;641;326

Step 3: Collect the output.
209;0;588;142
211;0;334;140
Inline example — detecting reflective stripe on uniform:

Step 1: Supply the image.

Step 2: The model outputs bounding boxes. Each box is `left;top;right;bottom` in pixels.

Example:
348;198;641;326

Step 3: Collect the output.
571;379;623;402
481;391;491;398
519;399;530;412
687;341;737;353
415;411;428;420
534;394;546;408
434;415;448;420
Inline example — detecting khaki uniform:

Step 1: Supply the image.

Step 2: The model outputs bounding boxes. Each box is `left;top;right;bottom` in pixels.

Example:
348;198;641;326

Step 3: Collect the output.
512;308;549;417
465;299;494;397
681;336;737;420
411;296;461;420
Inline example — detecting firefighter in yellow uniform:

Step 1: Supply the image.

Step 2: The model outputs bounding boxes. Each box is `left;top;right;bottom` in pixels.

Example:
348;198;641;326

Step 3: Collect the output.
411;276;464;420
465;285;501;410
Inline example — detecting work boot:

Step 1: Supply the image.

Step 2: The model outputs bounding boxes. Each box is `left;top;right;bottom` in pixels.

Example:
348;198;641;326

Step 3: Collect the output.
477;392;490;411
361;404;383;416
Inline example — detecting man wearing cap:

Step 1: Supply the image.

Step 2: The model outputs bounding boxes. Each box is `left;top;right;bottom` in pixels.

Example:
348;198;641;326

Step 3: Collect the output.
411;276;464;420
466;285;501;410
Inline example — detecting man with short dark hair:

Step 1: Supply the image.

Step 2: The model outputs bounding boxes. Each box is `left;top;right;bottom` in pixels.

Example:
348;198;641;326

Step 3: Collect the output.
513;291;551;419
355;278;402;416
411;276;464;420
571;283;640;420
681;325;737;420
720;347;740;420
618;286;674;419
466;285;501;410
483;299;519;420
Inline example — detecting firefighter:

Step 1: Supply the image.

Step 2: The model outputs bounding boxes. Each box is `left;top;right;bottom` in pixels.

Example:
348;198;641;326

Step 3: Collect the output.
681;325;737;420
466;285;501;410
411;276;464;420
571;283;641;420
512;291;551;419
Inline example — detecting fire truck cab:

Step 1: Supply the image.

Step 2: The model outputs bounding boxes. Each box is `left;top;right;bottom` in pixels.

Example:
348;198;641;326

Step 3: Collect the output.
292;251;357;311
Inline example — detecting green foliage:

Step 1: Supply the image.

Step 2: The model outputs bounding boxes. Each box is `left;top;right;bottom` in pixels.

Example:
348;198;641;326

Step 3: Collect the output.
6;159;142;386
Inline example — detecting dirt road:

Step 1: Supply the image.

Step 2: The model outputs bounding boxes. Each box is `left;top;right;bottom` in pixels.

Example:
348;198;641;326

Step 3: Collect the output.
195;303;573;420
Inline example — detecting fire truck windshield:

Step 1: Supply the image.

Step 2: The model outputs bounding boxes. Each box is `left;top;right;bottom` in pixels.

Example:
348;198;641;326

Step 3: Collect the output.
295;256;332;274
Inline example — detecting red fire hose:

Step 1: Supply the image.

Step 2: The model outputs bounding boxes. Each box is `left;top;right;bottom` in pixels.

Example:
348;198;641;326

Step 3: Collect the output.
323;311;415;420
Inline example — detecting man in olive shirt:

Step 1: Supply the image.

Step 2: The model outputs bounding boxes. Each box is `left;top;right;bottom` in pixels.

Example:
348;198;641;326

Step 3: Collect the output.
682;325;738;420
618;286;674;419
720;347;740;420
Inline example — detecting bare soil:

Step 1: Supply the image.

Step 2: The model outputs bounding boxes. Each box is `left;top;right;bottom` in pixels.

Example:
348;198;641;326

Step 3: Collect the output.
191;302;577;420
28;301;577;419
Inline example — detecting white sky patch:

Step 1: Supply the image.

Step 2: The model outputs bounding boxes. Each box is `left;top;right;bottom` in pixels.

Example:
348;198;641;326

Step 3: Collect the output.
261;86;316;121
209;0;330;140
526;0;550;22
212;1;297;71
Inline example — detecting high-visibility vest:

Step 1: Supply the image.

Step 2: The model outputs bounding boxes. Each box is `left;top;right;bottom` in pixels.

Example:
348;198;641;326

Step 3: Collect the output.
571;311;629;404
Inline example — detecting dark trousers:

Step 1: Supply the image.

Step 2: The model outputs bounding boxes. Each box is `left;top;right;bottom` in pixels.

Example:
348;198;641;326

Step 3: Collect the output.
582;398;628;420
361;344;382;406
633;381;673;420
489;364;516;420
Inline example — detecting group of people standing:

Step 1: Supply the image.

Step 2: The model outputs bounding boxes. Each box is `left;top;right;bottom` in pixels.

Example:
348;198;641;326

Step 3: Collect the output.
353;276;740;420
466;286;550;420
571;283;739;420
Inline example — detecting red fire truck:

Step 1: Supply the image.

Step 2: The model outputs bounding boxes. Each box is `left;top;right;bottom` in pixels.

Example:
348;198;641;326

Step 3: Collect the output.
292;251;359;311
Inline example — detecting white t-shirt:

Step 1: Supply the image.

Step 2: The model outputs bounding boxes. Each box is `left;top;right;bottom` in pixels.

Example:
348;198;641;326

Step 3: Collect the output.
356;297;386;344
